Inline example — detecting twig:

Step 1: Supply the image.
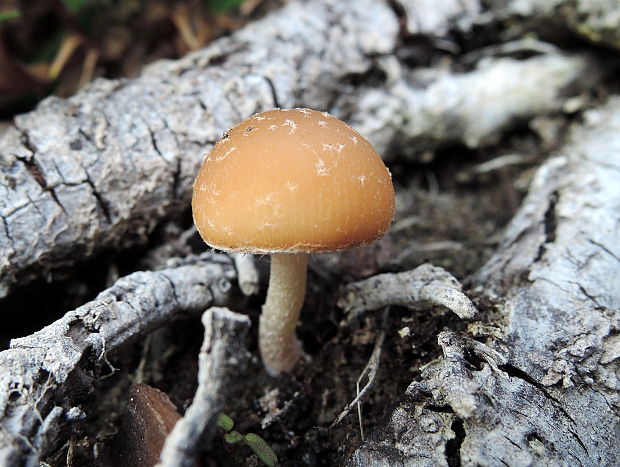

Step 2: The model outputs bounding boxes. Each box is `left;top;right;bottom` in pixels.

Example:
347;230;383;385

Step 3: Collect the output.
48;34;82;80
78;48;99;91
456;153;538;183
330;310;388;433
66;435;75;467
0;252;236;465
134;333;153;384
338;264;477;323
157;307;251;467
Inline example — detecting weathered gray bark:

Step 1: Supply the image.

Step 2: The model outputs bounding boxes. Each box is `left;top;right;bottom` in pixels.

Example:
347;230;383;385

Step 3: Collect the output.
0;253;235;466
157;307;251;467
494;0;620;50
397;0;483;37
0;0;610;299
348;98;620;466
0;0;619;465
0;0;398;300
337;52;598;160
338;264;477;322
399;0;620;50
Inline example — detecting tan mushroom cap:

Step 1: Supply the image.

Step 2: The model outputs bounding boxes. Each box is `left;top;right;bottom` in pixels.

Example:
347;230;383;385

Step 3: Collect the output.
192;108;395;254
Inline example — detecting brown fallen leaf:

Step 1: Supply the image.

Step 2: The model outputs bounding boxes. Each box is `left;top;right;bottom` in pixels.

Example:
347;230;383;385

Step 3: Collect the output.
98;383;182;467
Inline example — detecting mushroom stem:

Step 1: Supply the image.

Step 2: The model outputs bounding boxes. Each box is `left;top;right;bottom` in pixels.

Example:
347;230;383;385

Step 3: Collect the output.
259;252;309;376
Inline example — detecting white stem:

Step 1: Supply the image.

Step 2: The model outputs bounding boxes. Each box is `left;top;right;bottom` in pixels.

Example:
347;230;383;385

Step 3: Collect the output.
259;252;309;376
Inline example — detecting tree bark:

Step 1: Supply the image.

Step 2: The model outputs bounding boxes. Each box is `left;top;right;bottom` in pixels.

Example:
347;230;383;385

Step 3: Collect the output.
348;98;620;466
0;0;609;299
0;0;619;465
0;253;235;466
157;307;251;467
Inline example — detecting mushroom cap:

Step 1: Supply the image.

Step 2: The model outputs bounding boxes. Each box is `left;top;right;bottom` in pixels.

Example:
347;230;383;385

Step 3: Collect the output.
192;108;395;254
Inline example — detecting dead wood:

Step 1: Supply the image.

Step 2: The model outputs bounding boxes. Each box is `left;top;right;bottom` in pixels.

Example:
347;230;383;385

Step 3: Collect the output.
157;307;251;467
0;253;235;466
0;0;609;299
492;0;620;50
337;52;599;161
232;254;260;297
338;264;477;322
348;98;620;466
398;0;620;50
0;0;619;465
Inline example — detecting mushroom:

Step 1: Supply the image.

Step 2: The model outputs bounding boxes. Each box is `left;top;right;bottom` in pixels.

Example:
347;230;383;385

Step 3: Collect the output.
192;108;395;375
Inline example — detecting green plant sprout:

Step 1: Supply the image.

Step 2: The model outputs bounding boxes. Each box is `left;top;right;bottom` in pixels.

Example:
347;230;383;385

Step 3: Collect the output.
216;413;278;467
0;9;20;22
